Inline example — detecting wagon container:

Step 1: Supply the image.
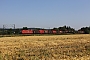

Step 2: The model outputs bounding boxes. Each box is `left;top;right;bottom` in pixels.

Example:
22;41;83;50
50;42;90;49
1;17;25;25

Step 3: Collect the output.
59;30;63;33
44;30;49;34
52;30;57;34
22;30;33;34
39;30;44;34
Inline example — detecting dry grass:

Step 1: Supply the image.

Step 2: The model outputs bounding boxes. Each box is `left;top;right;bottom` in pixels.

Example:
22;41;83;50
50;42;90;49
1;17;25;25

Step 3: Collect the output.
0;34;90;60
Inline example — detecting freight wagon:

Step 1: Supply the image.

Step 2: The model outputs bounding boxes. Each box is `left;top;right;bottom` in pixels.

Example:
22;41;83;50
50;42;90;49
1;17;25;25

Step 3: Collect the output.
22;30;33;34
21;29;75;34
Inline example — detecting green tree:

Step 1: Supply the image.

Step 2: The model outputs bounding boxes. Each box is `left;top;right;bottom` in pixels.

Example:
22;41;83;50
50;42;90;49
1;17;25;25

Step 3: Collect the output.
53;27;58;30
84;29;90;34
23;27;28;30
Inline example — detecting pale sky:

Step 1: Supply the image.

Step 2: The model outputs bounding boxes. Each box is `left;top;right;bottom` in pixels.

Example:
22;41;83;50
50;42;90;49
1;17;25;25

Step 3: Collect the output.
0;0;90;29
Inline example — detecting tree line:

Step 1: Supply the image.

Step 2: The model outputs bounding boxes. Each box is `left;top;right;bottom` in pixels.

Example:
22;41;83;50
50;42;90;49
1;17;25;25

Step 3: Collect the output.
14;25;90;34
79;27;90;34
53;25;90;34
0;25;90;34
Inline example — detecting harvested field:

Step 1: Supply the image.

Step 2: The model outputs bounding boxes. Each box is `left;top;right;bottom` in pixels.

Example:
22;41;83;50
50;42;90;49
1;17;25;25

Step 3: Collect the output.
0;34;90;60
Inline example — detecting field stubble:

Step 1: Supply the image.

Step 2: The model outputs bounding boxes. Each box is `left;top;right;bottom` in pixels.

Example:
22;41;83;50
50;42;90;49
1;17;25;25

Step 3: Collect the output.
0;34;90;60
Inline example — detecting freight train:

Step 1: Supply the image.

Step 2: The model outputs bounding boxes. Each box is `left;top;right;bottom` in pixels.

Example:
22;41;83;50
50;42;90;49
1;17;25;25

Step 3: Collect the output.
21;29;74;34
